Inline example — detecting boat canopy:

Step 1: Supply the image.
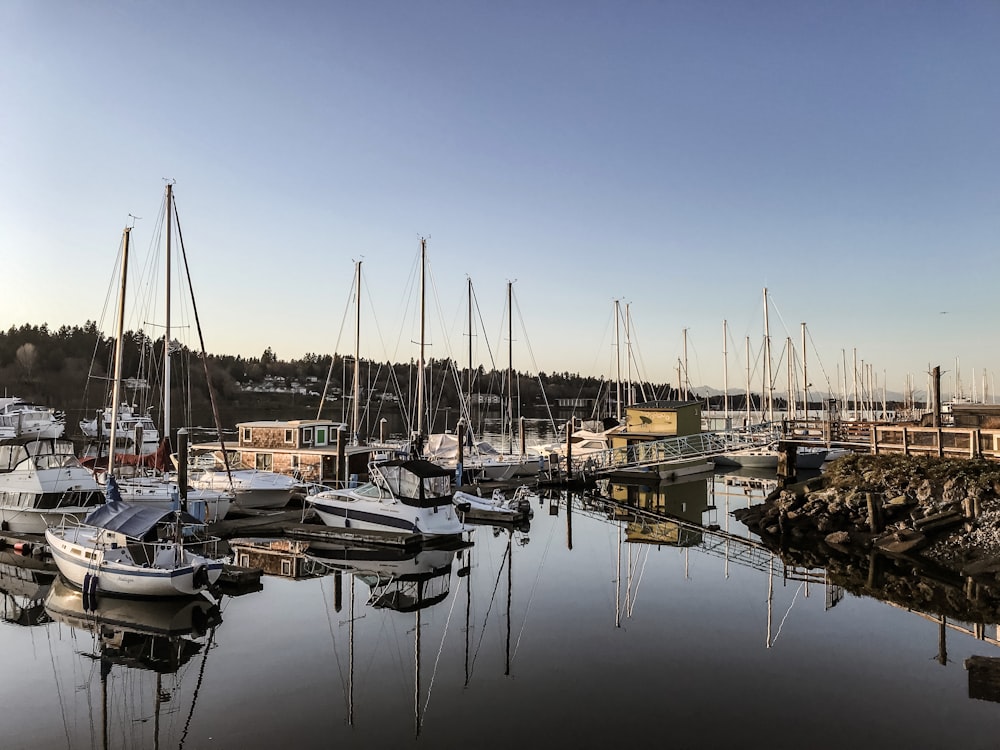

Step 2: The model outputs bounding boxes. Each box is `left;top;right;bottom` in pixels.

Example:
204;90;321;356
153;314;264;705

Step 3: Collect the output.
83;499;199;540
373;459;452;506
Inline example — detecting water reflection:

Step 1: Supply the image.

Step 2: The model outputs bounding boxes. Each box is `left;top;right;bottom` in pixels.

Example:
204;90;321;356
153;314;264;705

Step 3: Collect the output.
6;469;1000;746
43;579;221;750
0;550;56;627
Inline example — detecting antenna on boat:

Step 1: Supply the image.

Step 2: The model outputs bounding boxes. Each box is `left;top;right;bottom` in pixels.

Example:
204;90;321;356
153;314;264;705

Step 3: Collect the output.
127;213;141;227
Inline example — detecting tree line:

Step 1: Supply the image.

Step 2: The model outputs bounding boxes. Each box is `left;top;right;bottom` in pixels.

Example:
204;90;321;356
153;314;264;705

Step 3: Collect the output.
0;323;677;437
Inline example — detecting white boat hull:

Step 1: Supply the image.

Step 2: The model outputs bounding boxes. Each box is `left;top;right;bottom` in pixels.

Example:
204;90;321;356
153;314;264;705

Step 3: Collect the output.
110;476;233;522
45;526;223;598
309;492;467;537
189;468;296;510
0;507;92;535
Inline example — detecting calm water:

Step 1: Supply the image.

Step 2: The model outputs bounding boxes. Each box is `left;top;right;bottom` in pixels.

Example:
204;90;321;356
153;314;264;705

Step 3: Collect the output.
3;470;1000;749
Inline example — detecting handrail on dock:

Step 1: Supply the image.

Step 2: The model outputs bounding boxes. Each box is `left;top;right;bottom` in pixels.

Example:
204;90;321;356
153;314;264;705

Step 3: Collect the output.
569;425;779;477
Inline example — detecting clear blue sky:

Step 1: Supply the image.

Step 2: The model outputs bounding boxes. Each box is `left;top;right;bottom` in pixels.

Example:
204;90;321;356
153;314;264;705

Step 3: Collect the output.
2;1;998;401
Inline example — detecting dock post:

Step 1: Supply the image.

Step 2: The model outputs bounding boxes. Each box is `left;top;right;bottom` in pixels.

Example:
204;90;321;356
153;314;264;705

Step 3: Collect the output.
178;428;188;506
337;425;347;486
866;492;883;533
565;420;573;481
456;419;465;487
776;441;796;483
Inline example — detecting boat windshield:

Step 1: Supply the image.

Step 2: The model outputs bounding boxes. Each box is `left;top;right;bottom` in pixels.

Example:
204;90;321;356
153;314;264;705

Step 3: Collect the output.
0;439;79;472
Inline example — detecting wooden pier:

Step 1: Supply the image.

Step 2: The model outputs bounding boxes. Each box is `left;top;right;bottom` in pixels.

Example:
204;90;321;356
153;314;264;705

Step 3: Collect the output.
779;418;1000;461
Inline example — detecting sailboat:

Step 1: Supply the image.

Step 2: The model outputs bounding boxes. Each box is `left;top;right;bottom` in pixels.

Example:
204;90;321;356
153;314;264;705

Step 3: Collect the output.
308;242;468;539
86;185;232;522
45;475;225;597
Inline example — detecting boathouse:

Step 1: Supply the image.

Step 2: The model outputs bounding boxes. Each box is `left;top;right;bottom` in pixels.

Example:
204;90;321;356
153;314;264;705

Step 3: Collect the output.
607;400;703;448
192;419;370;485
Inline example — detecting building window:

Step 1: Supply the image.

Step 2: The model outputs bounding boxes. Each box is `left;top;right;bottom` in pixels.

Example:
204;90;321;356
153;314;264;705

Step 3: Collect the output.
284;429;293;444
256;453;273;471
302;427;313;445
290;455;300;469
241;427;252;443
316;427;327;446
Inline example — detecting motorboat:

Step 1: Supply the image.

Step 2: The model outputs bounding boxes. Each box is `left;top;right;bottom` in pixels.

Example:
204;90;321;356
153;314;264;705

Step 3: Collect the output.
306;458;468;538
79;402;160;455
453;484;535;516
713;444;829;470
45;482;224;598
185;450;298;510
0;436;105;534
0;397;65;439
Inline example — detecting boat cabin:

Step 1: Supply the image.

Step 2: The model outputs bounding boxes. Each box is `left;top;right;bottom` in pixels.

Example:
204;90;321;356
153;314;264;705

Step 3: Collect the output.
607;400;703;449
192;419;370;486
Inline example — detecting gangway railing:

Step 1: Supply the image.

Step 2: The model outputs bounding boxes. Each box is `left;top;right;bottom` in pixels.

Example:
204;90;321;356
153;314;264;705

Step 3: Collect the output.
572;424;779;477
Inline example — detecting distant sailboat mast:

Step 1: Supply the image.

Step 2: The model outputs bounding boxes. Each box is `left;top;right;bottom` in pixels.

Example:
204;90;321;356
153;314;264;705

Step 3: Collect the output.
723;320;729;425
352;260;361;446
745;336;751;426
763;287;774;422
108;227;131;476
614;299;622;422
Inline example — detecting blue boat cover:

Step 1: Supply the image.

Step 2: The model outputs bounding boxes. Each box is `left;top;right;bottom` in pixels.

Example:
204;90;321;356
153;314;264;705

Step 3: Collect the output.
84;480;200;539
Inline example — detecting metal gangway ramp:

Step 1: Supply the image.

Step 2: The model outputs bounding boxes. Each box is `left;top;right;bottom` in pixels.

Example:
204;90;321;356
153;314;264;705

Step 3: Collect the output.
574;424;779;478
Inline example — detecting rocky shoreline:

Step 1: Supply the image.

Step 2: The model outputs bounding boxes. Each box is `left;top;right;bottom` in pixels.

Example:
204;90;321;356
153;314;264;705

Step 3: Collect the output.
734;454;1000;588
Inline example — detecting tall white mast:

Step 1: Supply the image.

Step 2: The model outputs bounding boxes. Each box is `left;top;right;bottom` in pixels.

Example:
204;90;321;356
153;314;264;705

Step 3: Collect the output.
785;336;793;421
763;288;773;422
853;349;859;420
745;336;751;425
507;280;514;453
163;183;172;447
625;302;633;409
416;239;426;442
723;319;729;424
682;328;689;401
801;322;808;421
108;227;131;476
353;260;361;446
614;299;622;422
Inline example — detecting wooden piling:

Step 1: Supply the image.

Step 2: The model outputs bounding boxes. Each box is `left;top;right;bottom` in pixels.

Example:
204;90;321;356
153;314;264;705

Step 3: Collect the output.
866;492;883;533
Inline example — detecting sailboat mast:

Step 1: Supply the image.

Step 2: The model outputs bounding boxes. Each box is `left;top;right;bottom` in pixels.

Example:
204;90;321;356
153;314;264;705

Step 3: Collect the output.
507;280;514;453
625;303;633;409
614;299;622;422
683;328;689;401
801;322;808;420
352;260;361;446
467;277;473;430
763;287;773;422
723;320;729;424
108;227;131;475
417;239;426;442
745;336;751;425
163;183;172;446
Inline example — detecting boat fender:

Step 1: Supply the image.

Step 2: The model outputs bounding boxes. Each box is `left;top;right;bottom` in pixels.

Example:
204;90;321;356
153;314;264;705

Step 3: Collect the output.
192;565;210;590
457;565;471;578
83;573;99;611
13;542;32;555
456;501;472;514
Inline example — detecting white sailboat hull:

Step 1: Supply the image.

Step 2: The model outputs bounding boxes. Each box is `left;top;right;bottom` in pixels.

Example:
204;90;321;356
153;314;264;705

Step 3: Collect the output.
45;526;223;598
